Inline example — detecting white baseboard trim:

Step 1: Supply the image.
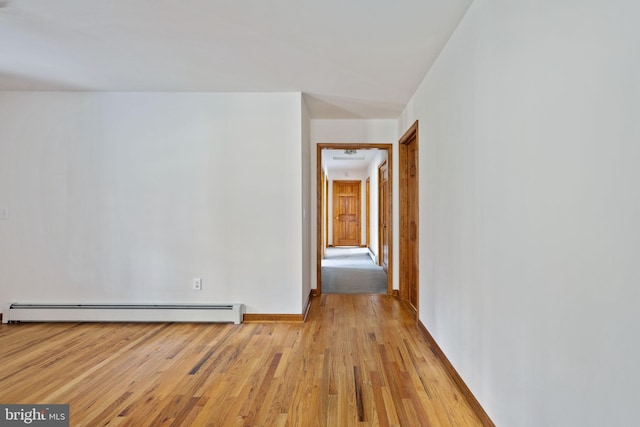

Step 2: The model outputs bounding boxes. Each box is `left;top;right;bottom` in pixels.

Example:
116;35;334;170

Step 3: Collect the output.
368;248;378;264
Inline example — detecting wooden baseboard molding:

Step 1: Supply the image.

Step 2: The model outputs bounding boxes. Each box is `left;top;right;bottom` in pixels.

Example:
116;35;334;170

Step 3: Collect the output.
243;313;304;323
303;291;314;321
417;320;495;427
392;289;399;297
244;292;315;324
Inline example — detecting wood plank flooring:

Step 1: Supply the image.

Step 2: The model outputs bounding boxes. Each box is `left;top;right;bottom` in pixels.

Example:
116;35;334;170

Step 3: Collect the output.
0;295;483;426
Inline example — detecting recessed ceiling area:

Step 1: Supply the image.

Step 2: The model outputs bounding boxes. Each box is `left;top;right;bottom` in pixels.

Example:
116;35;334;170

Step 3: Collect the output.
0;0;473;119
322;148;382;173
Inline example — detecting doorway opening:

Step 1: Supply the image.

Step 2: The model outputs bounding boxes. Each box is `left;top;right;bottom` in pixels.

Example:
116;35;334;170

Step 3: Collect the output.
316;143;393;295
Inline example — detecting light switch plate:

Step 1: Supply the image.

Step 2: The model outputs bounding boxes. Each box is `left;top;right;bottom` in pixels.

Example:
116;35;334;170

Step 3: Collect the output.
0;207;8;220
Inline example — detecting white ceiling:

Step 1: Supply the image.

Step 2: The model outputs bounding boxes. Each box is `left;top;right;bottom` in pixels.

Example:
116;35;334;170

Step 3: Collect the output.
322;148;381;172
0;0;472;119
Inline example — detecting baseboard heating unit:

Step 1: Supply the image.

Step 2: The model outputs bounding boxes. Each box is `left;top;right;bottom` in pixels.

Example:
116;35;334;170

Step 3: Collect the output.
2;303;244;325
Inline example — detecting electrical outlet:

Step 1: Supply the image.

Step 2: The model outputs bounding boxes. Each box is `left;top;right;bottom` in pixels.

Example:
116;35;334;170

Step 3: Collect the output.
0;207;8;220
193;278;202;291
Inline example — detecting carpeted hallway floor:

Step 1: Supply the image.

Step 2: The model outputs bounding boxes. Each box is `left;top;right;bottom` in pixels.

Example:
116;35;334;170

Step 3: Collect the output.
321;247;388;294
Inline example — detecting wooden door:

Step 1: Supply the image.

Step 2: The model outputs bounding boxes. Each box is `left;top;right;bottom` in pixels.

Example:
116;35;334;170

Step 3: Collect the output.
333;180;361;246
366;178;370;249
400;122;419;311
378;162;389;273
322;171;328;258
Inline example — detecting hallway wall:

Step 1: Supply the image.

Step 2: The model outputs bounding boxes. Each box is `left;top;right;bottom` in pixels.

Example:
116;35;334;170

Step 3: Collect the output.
0;92;306;315
399;0;640;425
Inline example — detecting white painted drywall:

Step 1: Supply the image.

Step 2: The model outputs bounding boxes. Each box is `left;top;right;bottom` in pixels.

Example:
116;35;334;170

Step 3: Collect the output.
311;119;397;144
301;97;312;309
310;119;398;290
399;0;640;425
0;92;306;315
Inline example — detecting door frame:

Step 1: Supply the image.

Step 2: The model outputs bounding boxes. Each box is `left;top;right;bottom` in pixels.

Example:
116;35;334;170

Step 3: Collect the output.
399;121;419;316
316;143;393;295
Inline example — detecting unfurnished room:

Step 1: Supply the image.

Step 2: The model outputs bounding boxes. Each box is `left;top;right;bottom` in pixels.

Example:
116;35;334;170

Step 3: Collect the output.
1;0;639;426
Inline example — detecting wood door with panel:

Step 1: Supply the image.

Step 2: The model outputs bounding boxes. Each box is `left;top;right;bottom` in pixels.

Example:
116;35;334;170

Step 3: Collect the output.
322;171;328;258
378;162;389;273
366;178;370;250
407;139;418;309
400;123;419;311
332;180;361;247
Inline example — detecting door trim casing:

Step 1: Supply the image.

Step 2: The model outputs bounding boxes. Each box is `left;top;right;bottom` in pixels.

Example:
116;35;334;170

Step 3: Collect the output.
316;143;393;295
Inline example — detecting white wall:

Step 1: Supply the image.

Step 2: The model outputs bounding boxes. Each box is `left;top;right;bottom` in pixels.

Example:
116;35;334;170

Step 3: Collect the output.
399;0;640;425
311;120;398;144
310;119;397;289
301;97;312;309
0;92;306;315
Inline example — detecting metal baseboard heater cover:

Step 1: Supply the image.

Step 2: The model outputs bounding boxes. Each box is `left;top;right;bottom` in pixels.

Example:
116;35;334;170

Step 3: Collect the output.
2;303;244;325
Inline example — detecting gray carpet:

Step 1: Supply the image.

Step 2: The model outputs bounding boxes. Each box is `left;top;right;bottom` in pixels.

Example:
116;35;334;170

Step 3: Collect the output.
322;250;387;294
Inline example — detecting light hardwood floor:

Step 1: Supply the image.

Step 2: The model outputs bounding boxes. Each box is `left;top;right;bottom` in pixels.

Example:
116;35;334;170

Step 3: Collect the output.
0;295;483;426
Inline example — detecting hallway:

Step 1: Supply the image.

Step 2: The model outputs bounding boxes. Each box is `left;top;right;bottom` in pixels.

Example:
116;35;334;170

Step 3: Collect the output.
321;247;387;294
